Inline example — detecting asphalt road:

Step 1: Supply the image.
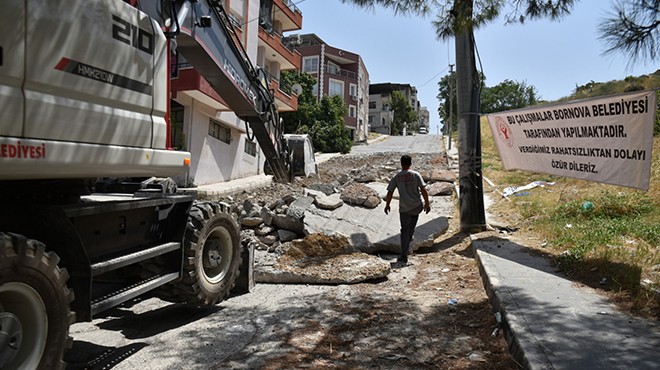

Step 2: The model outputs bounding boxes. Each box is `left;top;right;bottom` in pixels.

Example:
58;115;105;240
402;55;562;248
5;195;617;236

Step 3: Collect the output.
66;134;451;369
352;134;443;154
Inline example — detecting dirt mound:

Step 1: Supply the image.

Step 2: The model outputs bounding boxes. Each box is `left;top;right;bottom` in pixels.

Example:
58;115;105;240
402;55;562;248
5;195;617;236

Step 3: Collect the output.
280;233;354;261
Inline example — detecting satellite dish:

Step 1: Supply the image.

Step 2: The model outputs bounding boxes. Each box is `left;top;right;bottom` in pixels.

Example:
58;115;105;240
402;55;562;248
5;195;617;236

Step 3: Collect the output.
291;84;303;95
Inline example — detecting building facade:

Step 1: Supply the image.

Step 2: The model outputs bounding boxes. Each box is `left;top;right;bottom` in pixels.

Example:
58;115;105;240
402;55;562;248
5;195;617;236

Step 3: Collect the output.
368;83;421;135
419;106;430;131
170;0;302;186
292;34;370;142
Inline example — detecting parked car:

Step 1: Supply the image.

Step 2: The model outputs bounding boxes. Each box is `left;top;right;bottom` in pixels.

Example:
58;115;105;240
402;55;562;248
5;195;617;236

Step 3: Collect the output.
419;126;428;134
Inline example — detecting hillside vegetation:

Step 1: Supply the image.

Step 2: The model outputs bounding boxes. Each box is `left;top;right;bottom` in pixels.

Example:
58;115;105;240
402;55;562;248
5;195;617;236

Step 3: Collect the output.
481;70;659;319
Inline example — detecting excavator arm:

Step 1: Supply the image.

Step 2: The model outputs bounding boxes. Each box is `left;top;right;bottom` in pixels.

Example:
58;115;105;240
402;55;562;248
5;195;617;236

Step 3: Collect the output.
140;0;291;182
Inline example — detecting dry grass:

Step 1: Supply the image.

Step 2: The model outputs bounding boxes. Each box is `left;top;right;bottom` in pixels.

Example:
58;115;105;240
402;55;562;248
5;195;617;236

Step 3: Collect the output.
479;117;659;319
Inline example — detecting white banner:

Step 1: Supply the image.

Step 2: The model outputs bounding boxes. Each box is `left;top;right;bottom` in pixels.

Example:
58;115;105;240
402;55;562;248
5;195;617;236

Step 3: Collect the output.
486;90;656;190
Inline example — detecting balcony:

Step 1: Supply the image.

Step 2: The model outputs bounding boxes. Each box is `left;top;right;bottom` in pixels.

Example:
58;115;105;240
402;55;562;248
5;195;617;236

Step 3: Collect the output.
263;70;298;112
171;67;229;111
324;65;357;80
272;0;303;31
258;26;302;70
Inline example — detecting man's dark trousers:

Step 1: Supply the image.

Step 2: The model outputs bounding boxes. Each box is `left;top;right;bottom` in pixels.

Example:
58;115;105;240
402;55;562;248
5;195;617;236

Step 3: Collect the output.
399;208;420;262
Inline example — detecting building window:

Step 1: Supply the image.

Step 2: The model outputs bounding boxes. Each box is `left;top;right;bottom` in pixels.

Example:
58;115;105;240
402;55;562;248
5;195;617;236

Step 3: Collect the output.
368;115;374;124
327;61;340;75
171;102;185;150
328;79;344;98
230;0;245;24
349;105;356;118
302;56;319;73
244;139;257;157
369;101;376;109
382;103;390;111
209;118;231;144
349;83;357;97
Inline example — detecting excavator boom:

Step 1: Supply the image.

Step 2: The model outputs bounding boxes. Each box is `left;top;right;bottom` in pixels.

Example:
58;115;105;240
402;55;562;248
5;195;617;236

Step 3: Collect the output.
140;0;291;182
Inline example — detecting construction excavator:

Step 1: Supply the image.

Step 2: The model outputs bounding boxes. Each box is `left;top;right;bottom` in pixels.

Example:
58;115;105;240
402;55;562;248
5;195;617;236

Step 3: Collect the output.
0;1;314;368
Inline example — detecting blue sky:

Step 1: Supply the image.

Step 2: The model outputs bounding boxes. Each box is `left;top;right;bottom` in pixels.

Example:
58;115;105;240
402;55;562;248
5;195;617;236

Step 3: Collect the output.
294;0;657;134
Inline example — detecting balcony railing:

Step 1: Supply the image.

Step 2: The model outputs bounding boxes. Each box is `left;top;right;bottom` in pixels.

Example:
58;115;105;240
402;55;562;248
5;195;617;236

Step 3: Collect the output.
260;24;297;54
264;70;280;85
324;65;356;80
282;0;301;14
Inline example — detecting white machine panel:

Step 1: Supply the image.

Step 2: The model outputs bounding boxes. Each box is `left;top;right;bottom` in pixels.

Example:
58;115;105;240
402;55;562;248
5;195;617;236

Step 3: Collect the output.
0;0;189;180
22;0;165;147
0;0;25;138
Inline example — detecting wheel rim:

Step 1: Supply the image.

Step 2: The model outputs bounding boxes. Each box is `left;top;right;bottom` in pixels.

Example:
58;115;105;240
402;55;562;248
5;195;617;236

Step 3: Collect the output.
202;226;234;284
0;282;48;370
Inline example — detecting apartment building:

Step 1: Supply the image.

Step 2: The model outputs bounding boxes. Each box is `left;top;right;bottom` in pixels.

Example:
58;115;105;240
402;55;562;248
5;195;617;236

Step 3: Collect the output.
292;34;370;142
368;83;421;135
419;107;430;131
170;0;302;186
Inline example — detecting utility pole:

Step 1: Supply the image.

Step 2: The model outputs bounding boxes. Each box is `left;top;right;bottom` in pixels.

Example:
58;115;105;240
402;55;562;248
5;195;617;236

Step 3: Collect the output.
447;63;454;150
454;0;486;232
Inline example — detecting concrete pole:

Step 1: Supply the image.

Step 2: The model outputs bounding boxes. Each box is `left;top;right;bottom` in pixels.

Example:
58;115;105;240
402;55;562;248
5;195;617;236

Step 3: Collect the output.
447;63;454;150
454;0;486;232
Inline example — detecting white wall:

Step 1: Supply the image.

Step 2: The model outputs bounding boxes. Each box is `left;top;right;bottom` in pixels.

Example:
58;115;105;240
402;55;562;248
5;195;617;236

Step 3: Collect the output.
176;94;264;186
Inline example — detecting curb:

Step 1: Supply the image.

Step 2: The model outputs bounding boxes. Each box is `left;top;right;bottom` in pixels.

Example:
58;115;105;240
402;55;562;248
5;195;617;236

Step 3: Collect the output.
471;236;552;370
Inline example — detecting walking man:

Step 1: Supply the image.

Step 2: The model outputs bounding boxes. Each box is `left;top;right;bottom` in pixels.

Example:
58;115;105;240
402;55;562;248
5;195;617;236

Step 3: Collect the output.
384;154;431;265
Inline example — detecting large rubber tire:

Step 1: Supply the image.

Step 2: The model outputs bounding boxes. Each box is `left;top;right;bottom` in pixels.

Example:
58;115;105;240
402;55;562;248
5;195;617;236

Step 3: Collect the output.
0;232;75;370
173;202;242;305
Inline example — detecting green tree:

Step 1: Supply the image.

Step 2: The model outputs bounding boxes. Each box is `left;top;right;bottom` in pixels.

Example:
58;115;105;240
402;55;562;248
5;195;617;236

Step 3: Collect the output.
310;96;352;153
599;0;660;64
436;71;456;135
480;79;539;113
280;71;319;134
390;90;419;135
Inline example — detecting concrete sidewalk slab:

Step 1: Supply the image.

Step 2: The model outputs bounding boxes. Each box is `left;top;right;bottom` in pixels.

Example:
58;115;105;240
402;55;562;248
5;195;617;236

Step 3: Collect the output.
189;174;274;198
472;235;660;370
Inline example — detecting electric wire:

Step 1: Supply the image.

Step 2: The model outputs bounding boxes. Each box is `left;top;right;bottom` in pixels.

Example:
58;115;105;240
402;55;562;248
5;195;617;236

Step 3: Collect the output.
417;66;449;88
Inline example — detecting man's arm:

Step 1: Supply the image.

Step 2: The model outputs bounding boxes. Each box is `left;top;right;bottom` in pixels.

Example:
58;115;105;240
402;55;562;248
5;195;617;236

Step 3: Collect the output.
384;191;393;214
420;186;431;214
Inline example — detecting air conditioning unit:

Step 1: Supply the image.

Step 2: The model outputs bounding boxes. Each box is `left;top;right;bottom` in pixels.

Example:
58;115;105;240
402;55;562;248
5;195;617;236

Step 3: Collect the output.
350;94;358;101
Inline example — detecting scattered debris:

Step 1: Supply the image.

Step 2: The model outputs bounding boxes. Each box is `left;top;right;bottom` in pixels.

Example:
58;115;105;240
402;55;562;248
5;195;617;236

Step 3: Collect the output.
502;181;555;197
581;201;595;211
379;354;408;361
491;312;502;337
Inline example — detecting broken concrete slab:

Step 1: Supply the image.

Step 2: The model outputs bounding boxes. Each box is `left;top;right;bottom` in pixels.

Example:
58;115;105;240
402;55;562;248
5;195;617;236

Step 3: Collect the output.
278;229;298;243
341;183;380;207
254;234;391;284
304;197;452;254
255;253;391;284
273;214;304;234
314;193;344;210
287;196;315;219
427;182;455;196
241;217;263;227
423;169;457;183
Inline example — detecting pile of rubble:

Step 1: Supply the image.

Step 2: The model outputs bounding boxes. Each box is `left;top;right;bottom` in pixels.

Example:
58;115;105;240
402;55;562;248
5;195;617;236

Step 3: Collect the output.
223;152;457;284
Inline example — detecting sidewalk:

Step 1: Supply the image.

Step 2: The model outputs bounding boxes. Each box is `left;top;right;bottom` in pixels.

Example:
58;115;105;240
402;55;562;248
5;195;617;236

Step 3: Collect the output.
472;234;659;369
443;134;659;369
192;173;274;199
445;134;658;369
